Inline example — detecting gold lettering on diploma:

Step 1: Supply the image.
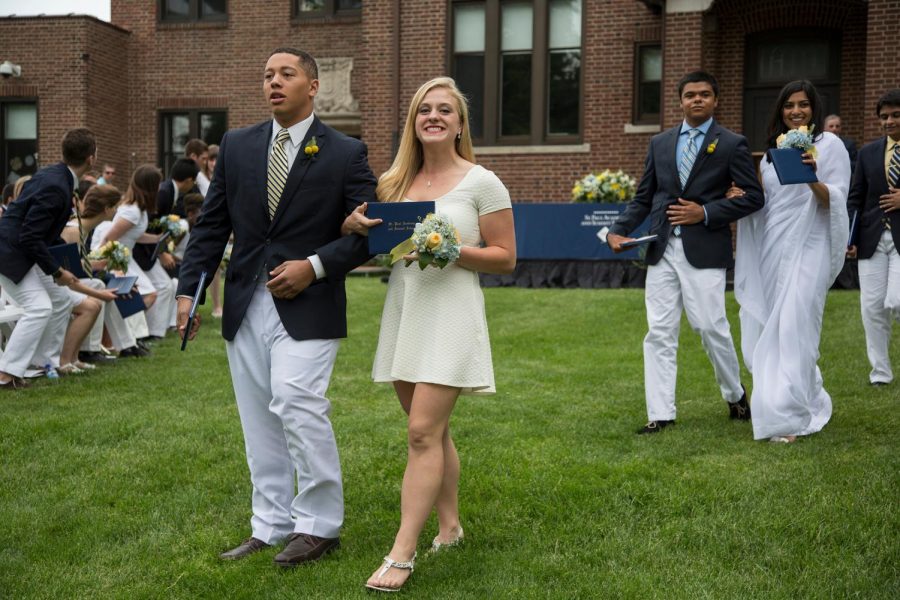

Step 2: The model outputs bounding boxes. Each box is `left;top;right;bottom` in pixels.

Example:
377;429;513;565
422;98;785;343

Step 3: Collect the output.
387;220;417;231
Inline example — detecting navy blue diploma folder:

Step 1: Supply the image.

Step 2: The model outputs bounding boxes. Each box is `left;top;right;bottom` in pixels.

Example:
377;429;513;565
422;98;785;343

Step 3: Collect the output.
769;148;818;185
366;201;435;255
106;276;144;318
181;270;207;351
48;243;90;279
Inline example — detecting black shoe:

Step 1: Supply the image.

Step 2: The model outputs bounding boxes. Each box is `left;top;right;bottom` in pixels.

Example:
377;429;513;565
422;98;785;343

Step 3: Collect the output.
136;339;152;351
637;420;675;434
119;346;148;358
78;351;116;364
729;386;751;420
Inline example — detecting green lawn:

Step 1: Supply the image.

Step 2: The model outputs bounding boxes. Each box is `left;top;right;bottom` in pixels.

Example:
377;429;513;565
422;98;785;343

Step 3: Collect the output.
0;279;897;599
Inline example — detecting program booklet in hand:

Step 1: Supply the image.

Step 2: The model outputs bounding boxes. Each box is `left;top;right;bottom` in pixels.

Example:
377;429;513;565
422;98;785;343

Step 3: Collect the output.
106;275;144;318
48;243;90;279
366;201;436;255
181;270;208;351
768;148;818;185
620;234;659;249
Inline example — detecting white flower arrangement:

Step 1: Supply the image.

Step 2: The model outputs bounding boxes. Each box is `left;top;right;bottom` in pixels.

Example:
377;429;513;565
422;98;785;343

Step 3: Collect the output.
776;125;818;157
89;240;131;273
408;213;461;269
152;214;189;240
571;170;637;203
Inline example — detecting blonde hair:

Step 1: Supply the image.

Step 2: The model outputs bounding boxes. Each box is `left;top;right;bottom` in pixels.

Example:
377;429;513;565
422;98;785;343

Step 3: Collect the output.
12;175;31;200
377;77;475;202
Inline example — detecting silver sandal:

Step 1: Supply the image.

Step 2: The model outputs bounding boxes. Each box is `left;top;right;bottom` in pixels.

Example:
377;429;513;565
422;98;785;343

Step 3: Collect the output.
364;552;416;593
429;526;464;554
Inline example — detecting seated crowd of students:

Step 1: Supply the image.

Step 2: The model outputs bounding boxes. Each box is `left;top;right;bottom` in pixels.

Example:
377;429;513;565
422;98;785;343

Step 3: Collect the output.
0;137;219;384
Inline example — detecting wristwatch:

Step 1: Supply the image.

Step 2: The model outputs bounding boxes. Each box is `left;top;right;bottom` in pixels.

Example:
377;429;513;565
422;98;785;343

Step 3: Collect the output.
51;267;64;279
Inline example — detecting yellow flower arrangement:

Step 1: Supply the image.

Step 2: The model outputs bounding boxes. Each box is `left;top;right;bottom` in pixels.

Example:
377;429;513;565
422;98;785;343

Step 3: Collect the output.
571;170;637;203
706;139;719;154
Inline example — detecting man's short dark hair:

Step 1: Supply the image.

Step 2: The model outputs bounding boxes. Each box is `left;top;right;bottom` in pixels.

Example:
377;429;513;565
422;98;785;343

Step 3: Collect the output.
269;47;318;80
170;158;200;182
876;89;900;115
61;128;96;167
677;71;719;98
183;138;209;158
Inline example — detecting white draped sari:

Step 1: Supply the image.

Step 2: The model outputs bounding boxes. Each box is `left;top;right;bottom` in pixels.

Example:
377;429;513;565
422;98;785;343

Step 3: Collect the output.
735;132;851;440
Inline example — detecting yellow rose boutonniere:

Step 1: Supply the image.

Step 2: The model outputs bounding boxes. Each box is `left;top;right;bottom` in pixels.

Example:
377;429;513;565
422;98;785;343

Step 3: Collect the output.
706;139;719;154
304;136;320;160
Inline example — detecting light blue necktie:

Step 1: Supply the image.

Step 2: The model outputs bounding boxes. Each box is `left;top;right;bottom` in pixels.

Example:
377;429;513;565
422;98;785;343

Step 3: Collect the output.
679;128;701;189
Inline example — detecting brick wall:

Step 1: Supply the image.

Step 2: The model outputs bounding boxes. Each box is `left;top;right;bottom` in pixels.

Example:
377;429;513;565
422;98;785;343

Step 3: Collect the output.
863;0;900;142
0;17;129;174
1;0;893;200
708;0;869;146
112;0;364;171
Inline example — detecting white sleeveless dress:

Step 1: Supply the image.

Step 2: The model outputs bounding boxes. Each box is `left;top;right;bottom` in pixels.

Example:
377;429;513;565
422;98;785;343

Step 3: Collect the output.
372;165;512;395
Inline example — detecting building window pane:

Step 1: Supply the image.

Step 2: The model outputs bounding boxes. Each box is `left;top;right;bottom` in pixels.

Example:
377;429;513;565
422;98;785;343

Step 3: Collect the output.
452;0;582;145
2;102;38;185
454;4;486;53
161;110;227;174
337;0;362;9
549;0;581;48
5;104;37;140
298;0;325;10
200;112;227;145
453;3;485;139
200;0;227;18
501;2;533;51
455;55;485;139
163;0;190;18
501;53;531;136
635;44;661;124
548;50;580;135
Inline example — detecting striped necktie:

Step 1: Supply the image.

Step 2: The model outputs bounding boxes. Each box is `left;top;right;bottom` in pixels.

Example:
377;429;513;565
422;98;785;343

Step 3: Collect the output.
267;128;291;219
679;128;701;189
886;142;899;231
73;195;93;276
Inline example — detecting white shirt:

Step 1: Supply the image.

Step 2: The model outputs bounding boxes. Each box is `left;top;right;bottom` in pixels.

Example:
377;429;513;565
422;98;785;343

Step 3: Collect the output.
195;171;210;196
269;113;325;279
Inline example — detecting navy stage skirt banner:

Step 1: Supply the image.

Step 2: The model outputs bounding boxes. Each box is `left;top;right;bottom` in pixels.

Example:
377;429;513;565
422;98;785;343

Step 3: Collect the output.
511;203;649;260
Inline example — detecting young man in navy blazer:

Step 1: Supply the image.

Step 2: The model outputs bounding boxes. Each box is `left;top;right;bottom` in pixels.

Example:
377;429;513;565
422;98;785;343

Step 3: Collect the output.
847;89;900;386
0;129;97;390
176;48;376;565
607;72;764;434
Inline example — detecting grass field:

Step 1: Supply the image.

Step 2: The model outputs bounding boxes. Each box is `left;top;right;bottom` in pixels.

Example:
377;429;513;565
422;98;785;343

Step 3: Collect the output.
0;278;897;599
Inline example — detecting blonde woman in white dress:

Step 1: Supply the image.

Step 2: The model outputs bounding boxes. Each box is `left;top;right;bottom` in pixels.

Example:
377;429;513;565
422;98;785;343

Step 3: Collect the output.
343;77;516;592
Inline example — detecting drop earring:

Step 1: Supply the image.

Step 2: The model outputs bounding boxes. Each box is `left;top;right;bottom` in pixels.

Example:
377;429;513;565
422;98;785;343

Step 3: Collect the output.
456;131;462;140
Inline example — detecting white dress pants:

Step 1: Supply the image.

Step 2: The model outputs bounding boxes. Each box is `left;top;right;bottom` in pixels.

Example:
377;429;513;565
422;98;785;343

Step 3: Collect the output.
143;262;176;338
225;283;343;543
0;265;73;376
643;237;744;421
858;230;900;384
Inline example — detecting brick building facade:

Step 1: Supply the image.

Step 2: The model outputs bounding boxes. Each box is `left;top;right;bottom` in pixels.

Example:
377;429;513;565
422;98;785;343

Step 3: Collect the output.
0;0;897;201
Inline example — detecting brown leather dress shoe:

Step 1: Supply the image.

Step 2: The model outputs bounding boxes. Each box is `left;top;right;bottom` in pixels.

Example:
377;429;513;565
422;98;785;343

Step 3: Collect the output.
274;533;340;567
219;537;271;560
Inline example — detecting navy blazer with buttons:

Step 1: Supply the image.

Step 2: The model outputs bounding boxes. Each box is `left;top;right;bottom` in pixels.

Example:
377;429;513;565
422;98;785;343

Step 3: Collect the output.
610;121;764;269
847;136;900;259
176;116;377;341
0;162;75;283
